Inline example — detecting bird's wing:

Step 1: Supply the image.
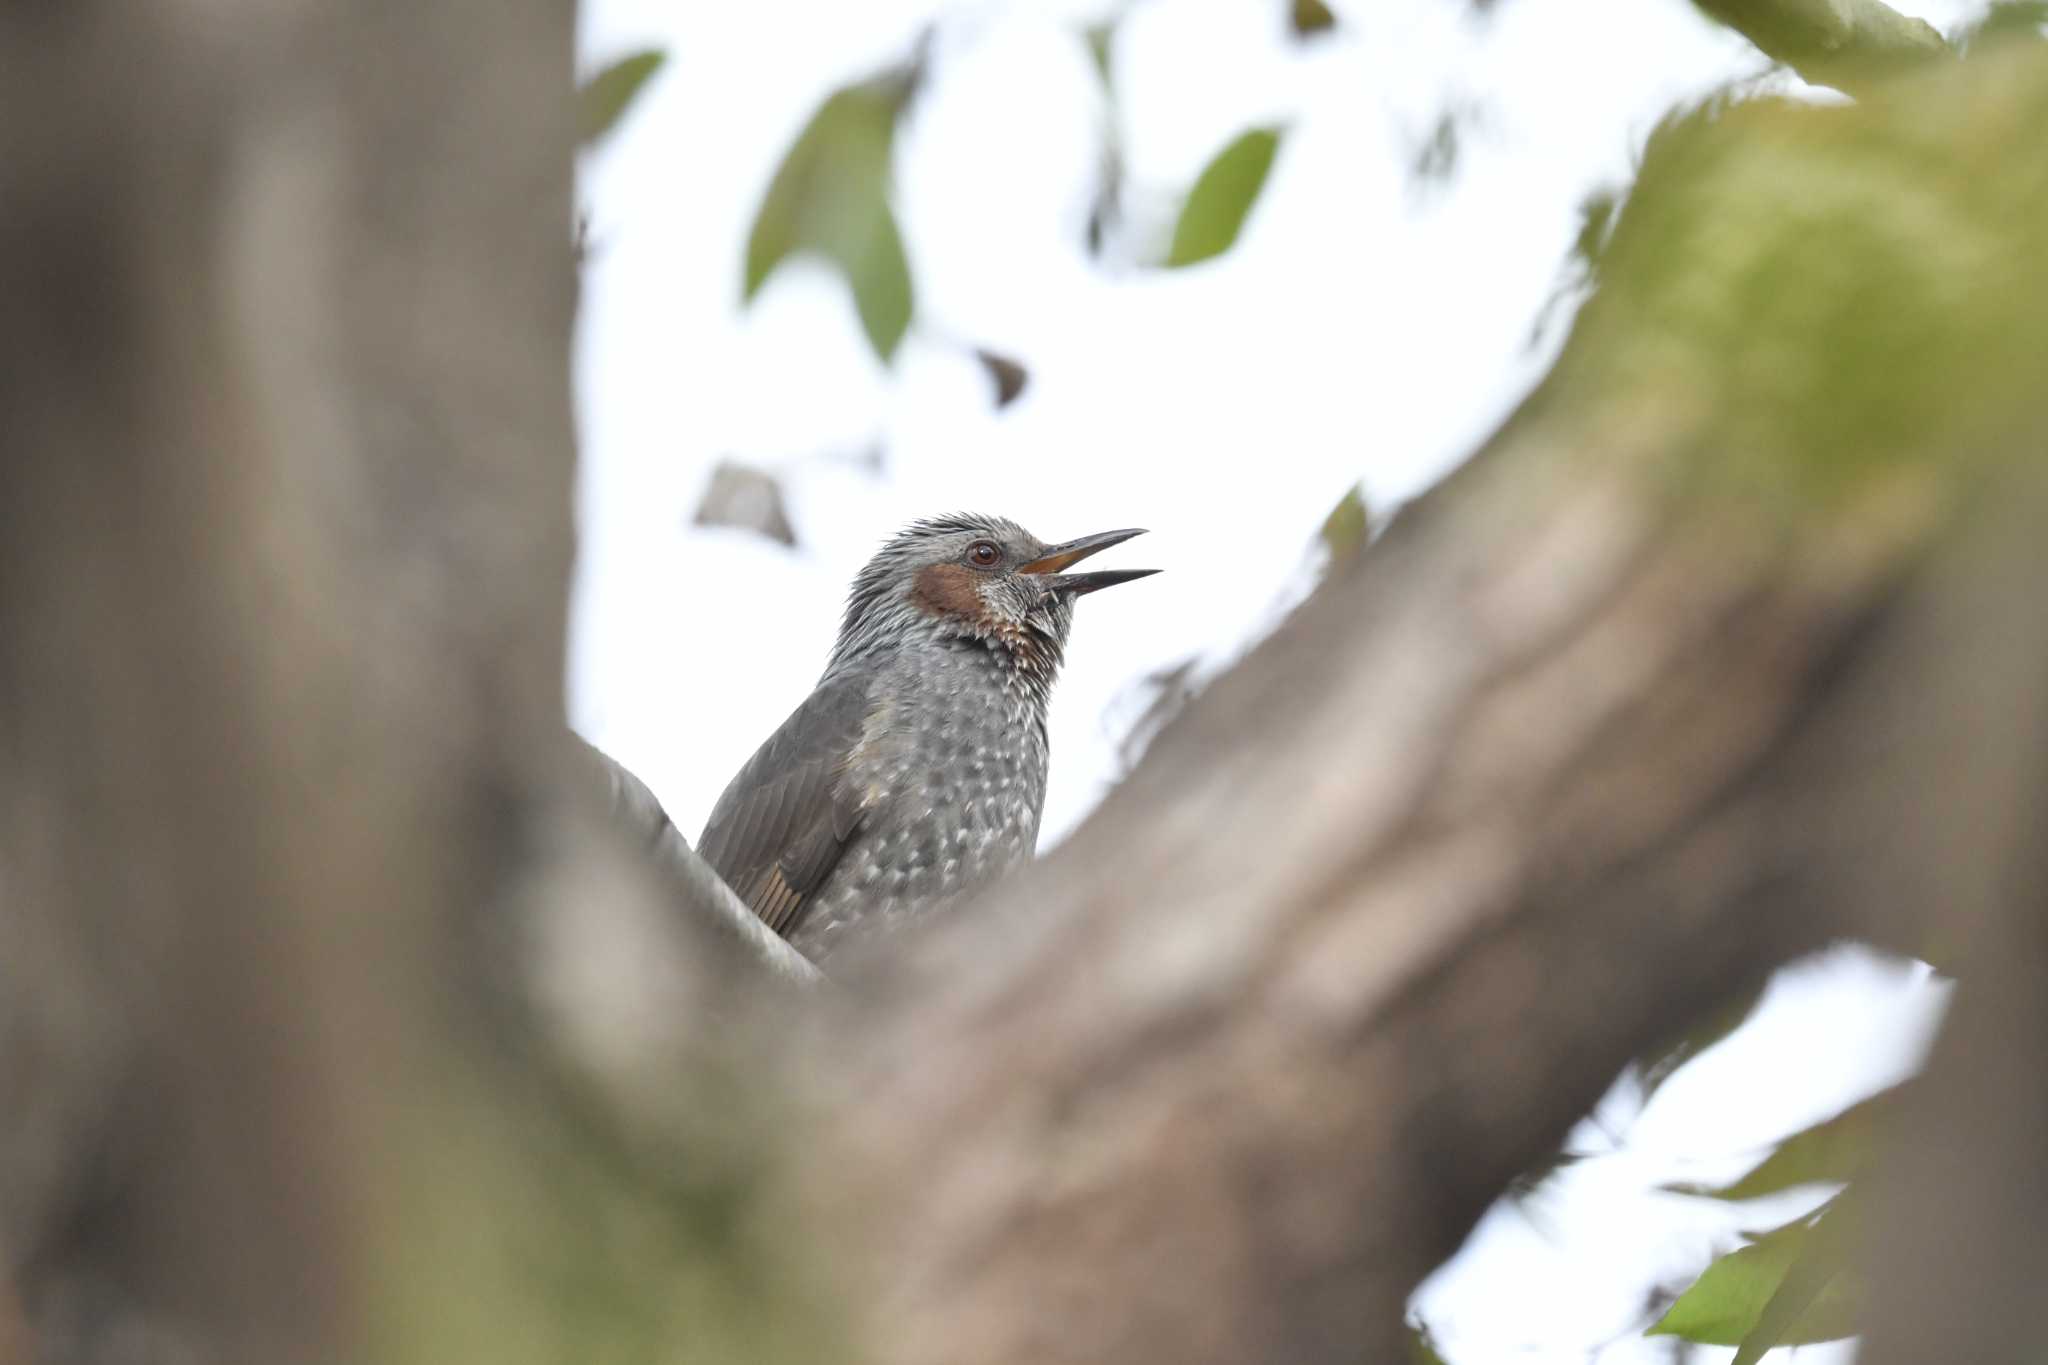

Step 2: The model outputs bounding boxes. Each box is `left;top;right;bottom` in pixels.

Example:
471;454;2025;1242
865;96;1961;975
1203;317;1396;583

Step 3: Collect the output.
697;673;877;939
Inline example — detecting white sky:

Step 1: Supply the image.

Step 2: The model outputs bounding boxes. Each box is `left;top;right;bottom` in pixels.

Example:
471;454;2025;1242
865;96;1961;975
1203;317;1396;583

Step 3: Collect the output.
569;1;1978;1359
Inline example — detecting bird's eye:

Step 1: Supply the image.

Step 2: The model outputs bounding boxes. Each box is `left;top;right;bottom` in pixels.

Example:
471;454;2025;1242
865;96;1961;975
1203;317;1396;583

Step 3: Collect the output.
967;541;1001;568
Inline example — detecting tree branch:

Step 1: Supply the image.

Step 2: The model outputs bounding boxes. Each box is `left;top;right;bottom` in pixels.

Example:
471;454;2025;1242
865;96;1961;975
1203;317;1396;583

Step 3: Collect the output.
788;46;2048;1365
580;740;822;985
1694;0;1949;94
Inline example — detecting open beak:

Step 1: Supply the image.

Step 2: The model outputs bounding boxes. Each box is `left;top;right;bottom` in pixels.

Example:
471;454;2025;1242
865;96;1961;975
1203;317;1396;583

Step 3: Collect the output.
1018;527;1159;597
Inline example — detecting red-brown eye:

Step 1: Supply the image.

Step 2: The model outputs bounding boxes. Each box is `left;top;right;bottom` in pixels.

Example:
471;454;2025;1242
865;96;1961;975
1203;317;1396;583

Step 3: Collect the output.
967;541;1001;567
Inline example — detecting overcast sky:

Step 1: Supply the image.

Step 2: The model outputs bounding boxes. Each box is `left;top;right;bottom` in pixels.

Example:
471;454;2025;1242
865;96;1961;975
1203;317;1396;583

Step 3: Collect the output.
569;2;1976;1358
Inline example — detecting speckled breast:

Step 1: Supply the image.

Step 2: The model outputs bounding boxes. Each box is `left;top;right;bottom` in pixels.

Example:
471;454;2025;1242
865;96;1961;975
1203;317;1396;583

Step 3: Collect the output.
793;640;1050;961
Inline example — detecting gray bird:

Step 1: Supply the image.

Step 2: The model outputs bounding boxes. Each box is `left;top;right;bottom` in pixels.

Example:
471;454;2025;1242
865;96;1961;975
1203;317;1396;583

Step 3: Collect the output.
697;513;1156;964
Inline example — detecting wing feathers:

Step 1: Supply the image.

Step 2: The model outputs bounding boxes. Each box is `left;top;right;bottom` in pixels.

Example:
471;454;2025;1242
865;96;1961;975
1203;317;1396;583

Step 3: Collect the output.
697;674;876;943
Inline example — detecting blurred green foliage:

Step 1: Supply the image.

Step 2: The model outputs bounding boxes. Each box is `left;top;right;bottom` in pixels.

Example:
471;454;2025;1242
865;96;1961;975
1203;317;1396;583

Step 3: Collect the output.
744;66;920;359
1650;1194;1863;1360
1955;0;2048;51
1533;45;2048;512
1316;483;1369;569
579;49;666;146
1290;0;1338;40
1645;1083;1901;1359
374;1062;848;1365
1083;15;1119;90
1166;127;1285;268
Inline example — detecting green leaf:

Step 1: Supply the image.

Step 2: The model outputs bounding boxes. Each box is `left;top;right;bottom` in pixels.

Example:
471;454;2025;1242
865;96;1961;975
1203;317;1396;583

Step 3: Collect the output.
1290;0;1339;39
1318;483;1369;567
1648;1204;1861;1350
578;50;666;146
1662;1081;1906;1201
743;76;915;360
1733;1192;1866;1364
1635;985;1763;1101
1165;127;1284;268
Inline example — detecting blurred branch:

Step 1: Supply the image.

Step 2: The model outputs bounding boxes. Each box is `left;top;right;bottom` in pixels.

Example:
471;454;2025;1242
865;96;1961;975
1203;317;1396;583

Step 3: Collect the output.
789;44;2048;1365
582;741;822;985
1853;474;2048;1364
1694;0;1948;93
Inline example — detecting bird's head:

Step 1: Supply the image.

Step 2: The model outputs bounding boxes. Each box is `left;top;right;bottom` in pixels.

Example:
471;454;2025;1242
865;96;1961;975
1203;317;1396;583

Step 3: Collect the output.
827;513;1156;674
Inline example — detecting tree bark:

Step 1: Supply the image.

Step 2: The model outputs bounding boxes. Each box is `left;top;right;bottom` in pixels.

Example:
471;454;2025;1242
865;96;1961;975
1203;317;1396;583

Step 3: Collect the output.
0;3;705;1360
786;45;2048;1365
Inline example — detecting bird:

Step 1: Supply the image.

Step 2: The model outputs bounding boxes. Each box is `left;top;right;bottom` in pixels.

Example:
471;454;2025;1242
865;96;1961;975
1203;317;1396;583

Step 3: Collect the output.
695;512;1156;964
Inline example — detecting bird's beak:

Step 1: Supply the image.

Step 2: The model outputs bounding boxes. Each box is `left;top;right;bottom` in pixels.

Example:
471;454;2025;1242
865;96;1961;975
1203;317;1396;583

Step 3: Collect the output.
1019;527;1159;597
